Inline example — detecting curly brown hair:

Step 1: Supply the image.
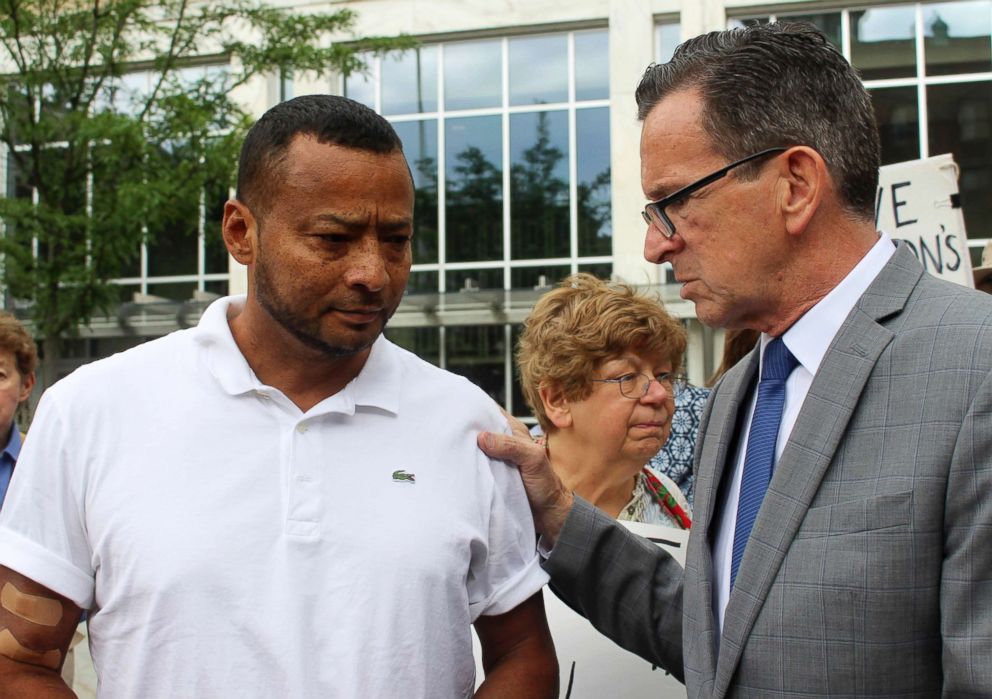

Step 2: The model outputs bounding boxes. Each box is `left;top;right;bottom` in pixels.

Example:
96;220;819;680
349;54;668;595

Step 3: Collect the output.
517;273;686;433
0;312;37;378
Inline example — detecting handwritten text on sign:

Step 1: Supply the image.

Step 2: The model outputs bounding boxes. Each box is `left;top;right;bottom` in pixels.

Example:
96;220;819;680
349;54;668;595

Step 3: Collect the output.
875;153;973;288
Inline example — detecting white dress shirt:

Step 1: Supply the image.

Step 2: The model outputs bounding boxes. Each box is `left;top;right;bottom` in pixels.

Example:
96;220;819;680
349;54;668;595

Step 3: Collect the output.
711;233;897;641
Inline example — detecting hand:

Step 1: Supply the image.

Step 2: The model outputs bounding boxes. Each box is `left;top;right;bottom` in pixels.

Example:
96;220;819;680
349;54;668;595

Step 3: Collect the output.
478;412;574;545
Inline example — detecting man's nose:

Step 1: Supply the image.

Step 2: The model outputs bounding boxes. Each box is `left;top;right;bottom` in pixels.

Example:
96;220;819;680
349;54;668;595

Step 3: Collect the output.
345;239;388;292
643;224;682;264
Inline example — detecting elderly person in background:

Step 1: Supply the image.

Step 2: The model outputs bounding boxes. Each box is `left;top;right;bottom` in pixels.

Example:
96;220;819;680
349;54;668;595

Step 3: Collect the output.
517;273;690;529
0;312;36;509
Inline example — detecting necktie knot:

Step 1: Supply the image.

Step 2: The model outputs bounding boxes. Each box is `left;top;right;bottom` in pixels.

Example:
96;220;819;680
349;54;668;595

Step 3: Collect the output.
761;337;798;382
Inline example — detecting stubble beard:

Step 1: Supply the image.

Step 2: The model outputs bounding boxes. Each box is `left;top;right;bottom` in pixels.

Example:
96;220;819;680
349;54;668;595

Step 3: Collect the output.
253;256;392;359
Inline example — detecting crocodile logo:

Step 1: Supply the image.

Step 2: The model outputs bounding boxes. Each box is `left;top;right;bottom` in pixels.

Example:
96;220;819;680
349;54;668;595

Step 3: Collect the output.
392;469;416;484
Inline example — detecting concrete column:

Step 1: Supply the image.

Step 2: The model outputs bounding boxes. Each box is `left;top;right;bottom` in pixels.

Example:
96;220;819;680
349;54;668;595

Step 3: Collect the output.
607;0;658;286
680;0;727;38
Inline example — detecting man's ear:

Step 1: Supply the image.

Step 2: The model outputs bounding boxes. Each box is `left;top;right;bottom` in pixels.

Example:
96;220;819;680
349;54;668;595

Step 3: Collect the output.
539;383;572;429
777;146;826;237
222;199;258;265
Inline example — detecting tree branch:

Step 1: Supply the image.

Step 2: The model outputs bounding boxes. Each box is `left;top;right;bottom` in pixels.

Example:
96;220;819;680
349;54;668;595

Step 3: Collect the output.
138;0;190;123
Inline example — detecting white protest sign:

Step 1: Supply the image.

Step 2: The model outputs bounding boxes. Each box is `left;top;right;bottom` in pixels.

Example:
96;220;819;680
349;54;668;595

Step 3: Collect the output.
876;153;974;288
474;522;689;699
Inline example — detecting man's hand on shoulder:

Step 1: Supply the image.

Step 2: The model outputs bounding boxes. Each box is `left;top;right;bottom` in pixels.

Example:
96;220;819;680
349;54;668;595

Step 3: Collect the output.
478;412;574;546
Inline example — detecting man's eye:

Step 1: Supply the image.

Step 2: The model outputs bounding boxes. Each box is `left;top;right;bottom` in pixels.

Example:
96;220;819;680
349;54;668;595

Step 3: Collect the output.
386;234;411;246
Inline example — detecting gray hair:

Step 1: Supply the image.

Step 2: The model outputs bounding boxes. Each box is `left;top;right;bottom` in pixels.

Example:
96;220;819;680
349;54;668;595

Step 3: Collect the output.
636;22;880;221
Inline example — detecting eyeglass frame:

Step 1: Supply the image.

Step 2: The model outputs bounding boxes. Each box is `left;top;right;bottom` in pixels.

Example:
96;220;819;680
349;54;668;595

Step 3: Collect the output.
590;371;688;400
641;147;788;239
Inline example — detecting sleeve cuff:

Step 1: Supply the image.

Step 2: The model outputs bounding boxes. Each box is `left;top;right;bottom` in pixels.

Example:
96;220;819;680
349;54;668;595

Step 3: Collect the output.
0;528;94;609
470;553;548;620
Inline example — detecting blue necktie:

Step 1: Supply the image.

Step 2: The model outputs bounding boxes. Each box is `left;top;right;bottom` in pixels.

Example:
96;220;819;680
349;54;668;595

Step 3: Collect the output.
730;337;798;589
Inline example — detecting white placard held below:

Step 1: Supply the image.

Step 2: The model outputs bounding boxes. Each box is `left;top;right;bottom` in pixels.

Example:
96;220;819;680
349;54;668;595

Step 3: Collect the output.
474;522;689;698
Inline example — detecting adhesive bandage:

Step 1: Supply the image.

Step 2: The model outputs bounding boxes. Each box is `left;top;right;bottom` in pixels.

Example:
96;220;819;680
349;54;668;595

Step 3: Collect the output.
0;628;61;669
1;582;63;627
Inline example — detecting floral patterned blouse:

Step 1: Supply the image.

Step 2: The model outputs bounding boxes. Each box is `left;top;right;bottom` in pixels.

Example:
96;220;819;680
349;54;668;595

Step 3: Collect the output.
648;385;710;507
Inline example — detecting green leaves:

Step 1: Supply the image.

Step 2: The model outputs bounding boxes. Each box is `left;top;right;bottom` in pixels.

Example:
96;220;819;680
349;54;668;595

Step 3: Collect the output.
0;0;413;347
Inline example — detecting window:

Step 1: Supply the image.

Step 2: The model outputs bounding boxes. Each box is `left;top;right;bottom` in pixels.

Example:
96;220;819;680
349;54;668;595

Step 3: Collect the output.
734;1;992;272
3;64;232;306
107;65;232;302
656;19;681;64
347;29;611;415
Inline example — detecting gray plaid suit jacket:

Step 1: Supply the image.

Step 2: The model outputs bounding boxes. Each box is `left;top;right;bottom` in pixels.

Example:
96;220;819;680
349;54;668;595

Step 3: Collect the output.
544;245;992;698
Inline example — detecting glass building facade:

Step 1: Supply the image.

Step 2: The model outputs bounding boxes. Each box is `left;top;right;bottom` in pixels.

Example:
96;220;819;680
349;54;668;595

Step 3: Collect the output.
345;30;612;414
3;1;990;418
4;65;232;305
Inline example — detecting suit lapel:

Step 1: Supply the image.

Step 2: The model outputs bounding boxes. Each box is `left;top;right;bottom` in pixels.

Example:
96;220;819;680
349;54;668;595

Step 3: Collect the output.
712;245;921;697
684;350;756;696
694;351;757;545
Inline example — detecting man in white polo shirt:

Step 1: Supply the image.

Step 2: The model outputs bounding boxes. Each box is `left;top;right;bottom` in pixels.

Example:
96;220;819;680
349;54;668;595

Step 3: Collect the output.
0;95;556;697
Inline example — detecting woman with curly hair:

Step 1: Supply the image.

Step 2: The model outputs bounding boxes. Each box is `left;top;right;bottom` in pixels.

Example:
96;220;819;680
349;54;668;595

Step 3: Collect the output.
518;273;691;528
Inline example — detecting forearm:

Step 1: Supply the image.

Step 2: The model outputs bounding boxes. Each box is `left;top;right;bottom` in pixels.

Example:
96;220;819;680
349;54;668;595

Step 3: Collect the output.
0;657;76;698
940;375;992;696
543;497;684;678
475;638;558;699
474;591;558;699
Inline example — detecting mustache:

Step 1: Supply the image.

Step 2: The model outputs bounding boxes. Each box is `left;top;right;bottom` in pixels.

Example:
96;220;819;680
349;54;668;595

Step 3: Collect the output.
322;294;386;313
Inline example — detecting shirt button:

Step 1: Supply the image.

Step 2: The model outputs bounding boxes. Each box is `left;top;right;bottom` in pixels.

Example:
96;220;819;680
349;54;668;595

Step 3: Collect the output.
296;424;308;434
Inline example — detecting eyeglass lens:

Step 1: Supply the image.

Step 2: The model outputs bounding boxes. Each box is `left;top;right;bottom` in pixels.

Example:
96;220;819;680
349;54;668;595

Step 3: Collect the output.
620;373;683;399
642;207;673;237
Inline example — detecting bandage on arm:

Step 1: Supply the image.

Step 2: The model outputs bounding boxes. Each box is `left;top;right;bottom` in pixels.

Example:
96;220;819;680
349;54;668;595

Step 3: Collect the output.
0;566;83;695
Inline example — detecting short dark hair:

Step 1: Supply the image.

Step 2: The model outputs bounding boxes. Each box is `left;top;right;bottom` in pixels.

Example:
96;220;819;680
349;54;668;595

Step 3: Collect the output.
236;94;404;213
0;312;37;378
635;22;880;221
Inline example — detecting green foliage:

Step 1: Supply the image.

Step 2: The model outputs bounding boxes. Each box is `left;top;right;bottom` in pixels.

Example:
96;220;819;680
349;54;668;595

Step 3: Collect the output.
0;0;413;350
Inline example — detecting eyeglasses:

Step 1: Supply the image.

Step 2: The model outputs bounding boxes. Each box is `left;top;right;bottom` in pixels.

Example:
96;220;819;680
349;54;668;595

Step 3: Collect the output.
591;372;688;400
641;147;788;239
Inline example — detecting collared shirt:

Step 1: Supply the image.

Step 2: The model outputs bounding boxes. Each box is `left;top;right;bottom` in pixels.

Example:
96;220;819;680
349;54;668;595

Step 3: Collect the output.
712;233;897;640
0;424;22;508
0;295;546;698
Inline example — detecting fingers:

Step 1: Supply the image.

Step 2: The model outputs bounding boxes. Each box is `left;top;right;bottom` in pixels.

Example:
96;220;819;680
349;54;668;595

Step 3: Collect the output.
478;430;574;542
495;406;534;441
478;431;545;469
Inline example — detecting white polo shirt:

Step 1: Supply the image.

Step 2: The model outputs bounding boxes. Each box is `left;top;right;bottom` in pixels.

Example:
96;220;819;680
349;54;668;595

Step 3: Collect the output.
0;296;546;698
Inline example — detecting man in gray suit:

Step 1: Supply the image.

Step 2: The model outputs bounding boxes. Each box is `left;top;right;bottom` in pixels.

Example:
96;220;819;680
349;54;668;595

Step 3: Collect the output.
480;22;992;698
